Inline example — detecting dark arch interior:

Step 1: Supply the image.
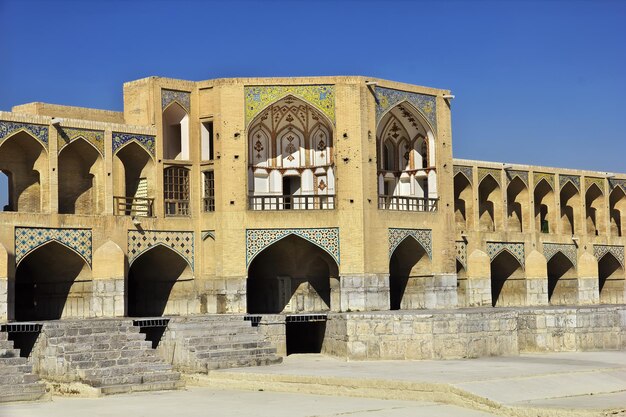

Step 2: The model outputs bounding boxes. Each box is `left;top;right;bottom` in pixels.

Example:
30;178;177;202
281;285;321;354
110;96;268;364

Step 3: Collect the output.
247;234;339;314
478;176;498;231
490;250;523;307
547;252;576;304
598;253;624;304
58;139;101;214
389;237;430;310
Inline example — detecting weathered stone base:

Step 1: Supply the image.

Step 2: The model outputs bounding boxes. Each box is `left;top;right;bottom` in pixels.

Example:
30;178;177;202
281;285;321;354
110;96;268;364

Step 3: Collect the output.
340;274;390;312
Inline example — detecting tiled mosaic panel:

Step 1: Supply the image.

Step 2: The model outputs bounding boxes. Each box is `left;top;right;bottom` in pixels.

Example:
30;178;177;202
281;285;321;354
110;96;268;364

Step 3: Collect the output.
455;240;467;268
0;121;48;149
611;179;626;194
161;89;191;113
486;242;525;268
246;228;339;267
245;85;335;126
58;127;104;155
593;245;625;268
128;230;194;270
477;168;501;187
507;170;529;187
453;166;473;184
112;132;155;157
388;228;432;259
15;227;92;266
375;87;437;131
559;174;580;191
534;172;555;190
543;243;577;268
585;177;604;193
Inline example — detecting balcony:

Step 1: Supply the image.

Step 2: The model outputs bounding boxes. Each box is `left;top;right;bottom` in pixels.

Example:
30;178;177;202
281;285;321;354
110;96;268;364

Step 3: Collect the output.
113;196;154;217
248;194;335;211
378;195;438;212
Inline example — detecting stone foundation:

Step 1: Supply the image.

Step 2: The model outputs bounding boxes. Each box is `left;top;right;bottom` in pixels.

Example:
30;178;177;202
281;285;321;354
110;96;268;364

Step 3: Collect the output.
340;274;390;312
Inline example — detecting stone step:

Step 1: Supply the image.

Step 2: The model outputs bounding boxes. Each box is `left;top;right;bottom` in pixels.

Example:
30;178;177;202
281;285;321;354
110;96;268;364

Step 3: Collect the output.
98;379;184;396
206;355;282;370
189;340;271;352
183;334;264;346
0;362;33;375
0;347;21;358
80;364;176;380
195;347;277;360
0;356;29;367
0;381;47;403
45;329;142;340
56;339;152;354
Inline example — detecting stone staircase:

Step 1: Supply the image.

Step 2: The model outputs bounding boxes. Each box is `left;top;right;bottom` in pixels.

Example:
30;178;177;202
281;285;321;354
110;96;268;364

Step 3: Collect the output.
158;315;282;373
0;330;47;403
32;319;183;395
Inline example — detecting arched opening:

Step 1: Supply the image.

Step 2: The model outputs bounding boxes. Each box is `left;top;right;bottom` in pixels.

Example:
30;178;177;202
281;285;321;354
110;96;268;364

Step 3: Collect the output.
598;253;625;304
113;142;155;216
478;175;501;232
534;179;555;233
454;173;473;230
560;182;580;235
0;131;47;212
128;245;194;317
490;251;525;307
609;187;626;237
247;235;339;314
507;177;528;232
58;138;103;214
0;171;10;210
162;102;189;160
389;237;431;310
586;184;605;236
15;241;92;321
547;252;577;305
383;140;394;171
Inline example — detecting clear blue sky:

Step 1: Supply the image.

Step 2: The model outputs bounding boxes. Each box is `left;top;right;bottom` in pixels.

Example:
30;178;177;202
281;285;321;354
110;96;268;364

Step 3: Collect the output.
1;0;625;182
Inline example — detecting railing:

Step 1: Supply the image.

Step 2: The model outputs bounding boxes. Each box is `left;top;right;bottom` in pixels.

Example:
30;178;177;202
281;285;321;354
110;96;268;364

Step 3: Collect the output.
114;196;154;217
165;199;190;216
378;195;438;212
248;194;335;210
203;197;215;212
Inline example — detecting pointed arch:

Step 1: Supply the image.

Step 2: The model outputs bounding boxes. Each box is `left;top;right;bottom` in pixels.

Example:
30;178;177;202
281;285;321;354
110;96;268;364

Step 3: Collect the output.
162;101;190;160
598;251;625;304
478;174;501;231
247;93;336;131
586;183;605;235
17;238;92;269
128;241;193;270
389;234;432;310
535;178;556;233
547;251;577;305
609;186;626;237
58;136;104;214
377;99;436;135
113;138;156;161
490;249;525;307
560;181;581;235
454;171;473;229
507;176;529;232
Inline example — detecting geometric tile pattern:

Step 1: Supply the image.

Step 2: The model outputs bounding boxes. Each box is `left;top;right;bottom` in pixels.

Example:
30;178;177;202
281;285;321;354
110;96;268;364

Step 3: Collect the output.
388;228;432;259
585;177;604;193
486;242;525;268
542;243;577;268
128;230;194;270
453;166;473;184
58;127;104;155
112;132;156;157
478;168;501;187
506;170;529;187
455;240;467;268
0;121;48;149
245;85;335;126
375;87;437;131
15;227;92;266
593;244;625;268
534;172;555;190
246;228;340;267
559;174;580;191
610;179;626;194
161;89;190;113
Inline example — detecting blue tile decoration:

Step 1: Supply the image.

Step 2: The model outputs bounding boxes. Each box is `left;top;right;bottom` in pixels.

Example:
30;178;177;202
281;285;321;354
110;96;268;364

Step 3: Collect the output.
453;166;473;185
128;230;194;270
585;177;604;193
161;89;191;113
477;168;501;187
486;242;525;268
507;170;529;188
246;228;339;267
58;127;104;156
388;228;432;259
543;243;577;268
455;240;467;269
593;245;625;268
15;227;92;266
375;87;437;131
112;132;155;157
559;174;580;192
202;230;215;241
245;85;335;126
534;173;555;190
0;121;48;150
610;179;626;194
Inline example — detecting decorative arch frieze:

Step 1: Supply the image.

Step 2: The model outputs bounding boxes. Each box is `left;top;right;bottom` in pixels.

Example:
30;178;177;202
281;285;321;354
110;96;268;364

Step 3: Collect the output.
534;172;555;190
0;121;48;150
455;240;467;268
609;179;626;193
477;168;501;187
161;89;190;113
201;230;215;241
486;242;525;268
112;132;155;157
58;127;104;156
375;87;437;131
593;244;625;268
506;170;529;187
542;243;577;268
245;85;335;127
128;230;194;270
15;227;92;266
246;228;339;267
453;166;473;185
559;174;580;192
388;228;432;259
585;177;604;193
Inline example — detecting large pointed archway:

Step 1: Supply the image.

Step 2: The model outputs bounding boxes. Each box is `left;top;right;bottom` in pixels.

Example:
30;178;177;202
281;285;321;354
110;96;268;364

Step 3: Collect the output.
598;252;625;304
547;252;577;305
389;236;431;310
490;250;525;307
58;138;104;214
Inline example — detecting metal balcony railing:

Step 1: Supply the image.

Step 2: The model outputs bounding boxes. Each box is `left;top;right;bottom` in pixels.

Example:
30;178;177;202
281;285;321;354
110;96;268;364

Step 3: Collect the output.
378;195;438;212
114;196;154;217
248;194;335;210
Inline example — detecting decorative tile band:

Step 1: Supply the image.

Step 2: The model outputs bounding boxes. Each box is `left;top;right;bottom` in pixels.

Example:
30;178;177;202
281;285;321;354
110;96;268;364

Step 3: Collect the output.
245;85;335;126
543;243;577;268
477;168;501;187
246;228;339;267
375;87;437;131
201;230;215;241
609;179;626;194
455;240;467;269
112;132;155;157
58;127;104;155
593;244;625;268
0;121;48;149
15;227;92;266
388;228;432;259
453;166;473;184
486;242;525;268
585;177;605;193
506;170;529;187
559;174;580;191
161;89;190;113
534;172;555;190
128;230;194;270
